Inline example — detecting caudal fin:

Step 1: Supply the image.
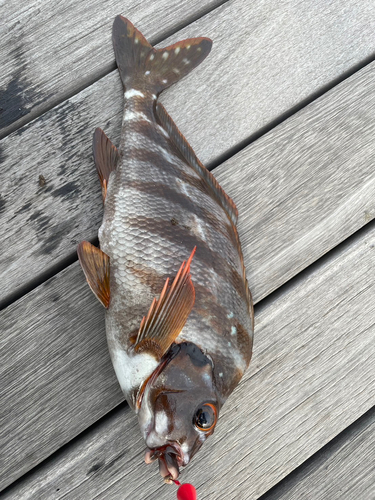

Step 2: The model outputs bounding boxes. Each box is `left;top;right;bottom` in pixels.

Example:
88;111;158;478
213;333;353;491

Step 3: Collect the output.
112;16;212;95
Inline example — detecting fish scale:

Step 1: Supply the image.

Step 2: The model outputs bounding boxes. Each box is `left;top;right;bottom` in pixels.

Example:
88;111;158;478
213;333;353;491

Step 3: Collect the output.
78;15;253;484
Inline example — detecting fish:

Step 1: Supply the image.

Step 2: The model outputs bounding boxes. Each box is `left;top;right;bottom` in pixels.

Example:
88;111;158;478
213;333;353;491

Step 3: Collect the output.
78;15;254;483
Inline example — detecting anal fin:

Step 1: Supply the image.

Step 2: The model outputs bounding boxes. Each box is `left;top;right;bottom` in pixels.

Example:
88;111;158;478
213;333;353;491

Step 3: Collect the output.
155;103;238;225
77;241;110;308
93;128;119;202
135;248;196;360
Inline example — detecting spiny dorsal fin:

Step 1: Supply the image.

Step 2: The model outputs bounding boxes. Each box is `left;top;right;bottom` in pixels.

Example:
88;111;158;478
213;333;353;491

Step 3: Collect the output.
93;128;119;201
112;16;212;95
77;241;110;308
135;248;196;360
156;102;238;225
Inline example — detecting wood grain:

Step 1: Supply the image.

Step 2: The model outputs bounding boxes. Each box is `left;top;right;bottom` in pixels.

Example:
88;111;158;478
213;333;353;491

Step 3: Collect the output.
1;59;374;305
0;0;225;136
2;222;374;499
261;408;375;500
1;0;374;139
0;265;120;490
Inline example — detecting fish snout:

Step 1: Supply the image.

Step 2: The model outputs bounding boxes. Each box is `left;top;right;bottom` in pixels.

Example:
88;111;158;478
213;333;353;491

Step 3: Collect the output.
144;444;186;481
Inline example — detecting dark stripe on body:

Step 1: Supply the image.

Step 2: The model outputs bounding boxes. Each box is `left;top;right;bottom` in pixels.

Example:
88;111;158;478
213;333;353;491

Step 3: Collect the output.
124;179;234;243
121;146;212;197
126;215;247;301
127;260;168;294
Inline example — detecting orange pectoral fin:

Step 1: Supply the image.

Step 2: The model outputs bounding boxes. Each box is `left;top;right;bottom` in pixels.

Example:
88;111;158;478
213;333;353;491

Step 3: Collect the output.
77;241;110;308
93;128;119;202
135;248;196;360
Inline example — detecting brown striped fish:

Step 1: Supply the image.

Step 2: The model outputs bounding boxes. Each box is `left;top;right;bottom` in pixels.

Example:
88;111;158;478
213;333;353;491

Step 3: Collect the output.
78;16;254;483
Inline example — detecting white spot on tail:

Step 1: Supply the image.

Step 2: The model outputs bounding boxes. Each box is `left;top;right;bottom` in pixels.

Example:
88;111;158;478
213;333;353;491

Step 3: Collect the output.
219;372;223;378
182;58;190;65
124;89;144;99
186;44;191;49
162;52;169;60
228;342;232;347
231;326;237;336
145;70;150;76
135;37;139;44
175;47;181;55
227;312;234;319
149;53;155;60
162;79;168;84
173;68;180;75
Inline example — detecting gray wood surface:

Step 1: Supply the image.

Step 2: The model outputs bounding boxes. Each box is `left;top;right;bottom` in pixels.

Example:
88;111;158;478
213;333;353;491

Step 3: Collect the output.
0;0;225;136
1;58;374;305
1;1;375;495
1;53;375;492
1;0;374;139
3;223;374;499
262;408;375;500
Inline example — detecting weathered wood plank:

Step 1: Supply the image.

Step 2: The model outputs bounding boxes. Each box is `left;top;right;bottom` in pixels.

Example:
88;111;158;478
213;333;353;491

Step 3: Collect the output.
1;57;374;305
261;408;375;500
0;265;117;490
0;0;225;136
1;0;375;139
2;223;374;499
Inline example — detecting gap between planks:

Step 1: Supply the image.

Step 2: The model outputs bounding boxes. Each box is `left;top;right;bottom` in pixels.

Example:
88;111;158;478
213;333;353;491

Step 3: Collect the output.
0;0;229;139
1;54;375;307
1;0;375;306
3;223;375;498
259;405;375;500
0;51;375;490
0;45;372;313
2;217;374;499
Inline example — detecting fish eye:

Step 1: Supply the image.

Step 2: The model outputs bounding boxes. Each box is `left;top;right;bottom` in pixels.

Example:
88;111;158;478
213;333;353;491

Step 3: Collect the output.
193;403;217;432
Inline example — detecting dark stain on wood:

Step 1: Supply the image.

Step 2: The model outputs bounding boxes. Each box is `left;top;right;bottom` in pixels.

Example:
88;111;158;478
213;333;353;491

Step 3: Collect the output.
0;71;32;130
87;460;105;475
102;451;127;472
0;41;34;130
15;202;32;215
51;181;80;200
28;210;51;233
0;195;5;214
41;220;72;255
0;144;6;163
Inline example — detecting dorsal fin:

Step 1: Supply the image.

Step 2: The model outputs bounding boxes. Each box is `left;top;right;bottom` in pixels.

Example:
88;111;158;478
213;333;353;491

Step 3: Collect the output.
156;102;238;225
93;128;119;201
77;241;110;308
135;248;196;360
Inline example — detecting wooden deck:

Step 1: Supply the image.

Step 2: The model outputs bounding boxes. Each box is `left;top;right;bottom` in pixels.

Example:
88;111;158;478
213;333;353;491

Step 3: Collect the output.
0;1;374;498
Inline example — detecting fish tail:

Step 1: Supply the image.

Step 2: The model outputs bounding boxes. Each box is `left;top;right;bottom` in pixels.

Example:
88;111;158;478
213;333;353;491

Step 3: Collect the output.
112;16;212;95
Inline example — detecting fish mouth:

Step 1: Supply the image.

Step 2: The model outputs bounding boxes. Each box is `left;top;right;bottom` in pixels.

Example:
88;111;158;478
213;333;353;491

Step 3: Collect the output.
144;444;183;481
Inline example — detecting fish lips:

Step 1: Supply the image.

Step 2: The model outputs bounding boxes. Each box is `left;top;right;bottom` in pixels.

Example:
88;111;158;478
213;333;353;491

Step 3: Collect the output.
144;444;183;480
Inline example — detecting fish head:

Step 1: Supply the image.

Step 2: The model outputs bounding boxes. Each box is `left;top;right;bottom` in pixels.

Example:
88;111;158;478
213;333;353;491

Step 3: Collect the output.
138;342;219;480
